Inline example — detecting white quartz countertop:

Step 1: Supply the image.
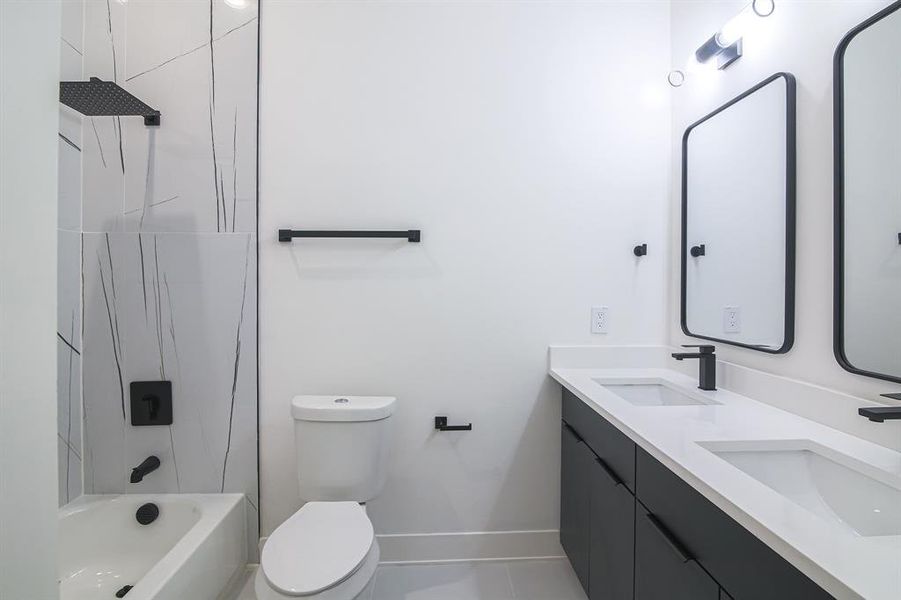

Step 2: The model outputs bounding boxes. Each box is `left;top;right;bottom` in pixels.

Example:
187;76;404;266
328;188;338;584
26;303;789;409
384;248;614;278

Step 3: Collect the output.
550;365;901;600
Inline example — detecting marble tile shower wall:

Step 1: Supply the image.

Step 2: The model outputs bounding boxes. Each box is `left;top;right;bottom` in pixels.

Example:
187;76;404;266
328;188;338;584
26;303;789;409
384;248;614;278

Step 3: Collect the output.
58;0;85;507
78;0;259;553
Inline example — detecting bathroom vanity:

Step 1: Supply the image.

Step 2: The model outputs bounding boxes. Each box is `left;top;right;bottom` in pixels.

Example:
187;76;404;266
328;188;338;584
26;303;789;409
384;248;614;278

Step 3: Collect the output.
551;348;901;600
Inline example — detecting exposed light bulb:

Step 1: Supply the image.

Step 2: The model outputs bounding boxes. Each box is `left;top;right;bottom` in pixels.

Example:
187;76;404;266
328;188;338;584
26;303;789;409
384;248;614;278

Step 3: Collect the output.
717;4;754;47
717;0;775;47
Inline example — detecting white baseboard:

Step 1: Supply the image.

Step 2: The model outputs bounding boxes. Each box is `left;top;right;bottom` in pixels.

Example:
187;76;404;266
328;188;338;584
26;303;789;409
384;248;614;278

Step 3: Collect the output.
255;530;564;565
376;530;564;565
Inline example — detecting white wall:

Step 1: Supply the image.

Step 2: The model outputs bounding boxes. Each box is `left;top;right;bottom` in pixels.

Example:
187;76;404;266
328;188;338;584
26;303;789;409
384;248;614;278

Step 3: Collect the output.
260;0;671;538
0;1;61;598
669;1;900;429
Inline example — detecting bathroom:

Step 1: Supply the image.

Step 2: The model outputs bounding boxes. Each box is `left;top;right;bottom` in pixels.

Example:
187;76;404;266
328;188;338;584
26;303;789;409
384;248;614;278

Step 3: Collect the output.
1;0;899;598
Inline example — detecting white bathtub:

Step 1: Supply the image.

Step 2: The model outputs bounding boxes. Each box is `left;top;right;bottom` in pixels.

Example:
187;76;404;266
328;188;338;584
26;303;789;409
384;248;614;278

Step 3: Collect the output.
59;494;247;600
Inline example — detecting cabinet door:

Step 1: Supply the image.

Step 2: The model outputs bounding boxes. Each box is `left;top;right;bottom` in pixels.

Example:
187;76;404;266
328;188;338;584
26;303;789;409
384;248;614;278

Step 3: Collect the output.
635;504;719;600
589;455;635;600
561;422;593;594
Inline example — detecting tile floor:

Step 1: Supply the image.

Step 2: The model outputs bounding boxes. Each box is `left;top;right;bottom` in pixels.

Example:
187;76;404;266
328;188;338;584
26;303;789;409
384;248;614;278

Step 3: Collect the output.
225;559;587;600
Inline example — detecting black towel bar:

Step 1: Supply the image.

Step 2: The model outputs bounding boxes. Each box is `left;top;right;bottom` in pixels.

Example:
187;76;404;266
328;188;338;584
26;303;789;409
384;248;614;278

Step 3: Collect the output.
278;229;420;243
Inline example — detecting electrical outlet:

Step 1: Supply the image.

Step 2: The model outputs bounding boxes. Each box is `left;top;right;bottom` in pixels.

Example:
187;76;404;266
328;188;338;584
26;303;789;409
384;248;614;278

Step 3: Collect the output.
723;306;741;333
591;306;609;334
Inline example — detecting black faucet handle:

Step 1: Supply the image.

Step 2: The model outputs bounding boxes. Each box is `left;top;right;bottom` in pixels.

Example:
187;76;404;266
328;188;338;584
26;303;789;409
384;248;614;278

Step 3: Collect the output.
681;344;715;354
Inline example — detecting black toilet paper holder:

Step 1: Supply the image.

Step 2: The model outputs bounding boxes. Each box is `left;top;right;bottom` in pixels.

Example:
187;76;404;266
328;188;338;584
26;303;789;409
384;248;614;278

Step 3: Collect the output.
435;416;472;431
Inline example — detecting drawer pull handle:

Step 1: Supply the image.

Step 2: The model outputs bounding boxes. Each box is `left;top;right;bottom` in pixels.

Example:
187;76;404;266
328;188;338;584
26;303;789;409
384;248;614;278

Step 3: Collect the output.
645;513;693;563
563;422;584;442
595;457;623;487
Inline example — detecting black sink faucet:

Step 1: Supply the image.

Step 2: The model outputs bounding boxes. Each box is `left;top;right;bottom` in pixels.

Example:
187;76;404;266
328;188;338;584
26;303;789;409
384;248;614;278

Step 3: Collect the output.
130;455;161;483
671;344;717;391
858;393;901;422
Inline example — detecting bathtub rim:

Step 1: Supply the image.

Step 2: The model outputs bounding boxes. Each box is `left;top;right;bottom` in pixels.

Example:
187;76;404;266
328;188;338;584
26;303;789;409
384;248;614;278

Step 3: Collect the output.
59;493;246;600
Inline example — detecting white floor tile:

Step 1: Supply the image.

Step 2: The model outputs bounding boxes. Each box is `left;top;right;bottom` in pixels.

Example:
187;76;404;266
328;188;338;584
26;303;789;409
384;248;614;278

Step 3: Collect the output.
371;563;516;600
507;559;587;600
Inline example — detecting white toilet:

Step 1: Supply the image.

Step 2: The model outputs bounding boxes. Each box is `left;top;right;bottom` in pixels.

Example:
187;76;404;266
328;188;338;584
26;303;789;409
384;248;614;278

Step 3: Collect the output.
255;395;396;599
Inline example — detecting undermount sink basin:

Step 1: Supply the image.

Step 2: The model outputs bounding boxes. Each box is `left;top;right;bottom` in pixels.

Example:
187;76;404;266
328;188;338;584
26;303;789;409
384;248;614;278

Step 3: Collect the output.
701;440;901;537
598;383;719;407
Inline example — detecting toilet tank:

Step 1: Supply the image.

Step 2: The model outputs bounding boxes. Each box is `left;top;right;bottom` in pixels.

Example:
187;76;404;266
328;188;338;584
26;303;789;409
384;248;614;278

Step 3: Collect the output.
292;396;396;502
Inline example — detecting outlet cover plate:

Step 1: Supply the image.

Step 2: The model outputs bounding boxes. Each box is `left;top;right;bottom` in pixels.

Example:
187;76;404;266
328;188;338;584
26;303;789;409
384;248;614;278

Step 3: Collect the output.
591;306;609;334
723;306;741;333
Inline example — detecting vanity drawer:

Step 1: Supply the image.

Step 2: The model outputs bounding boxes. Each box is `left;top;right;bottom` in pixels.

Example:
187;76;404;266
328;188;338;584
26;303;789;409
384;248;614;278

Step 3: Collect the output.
562;388;636;493
636;448;834;600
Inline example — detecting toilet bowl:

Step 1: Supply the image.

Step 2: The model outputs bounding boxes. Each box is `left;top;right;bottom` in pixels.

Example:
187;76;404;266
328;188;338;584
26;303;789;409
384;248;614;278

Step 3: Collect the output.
255;396;396;600
255;502;379;600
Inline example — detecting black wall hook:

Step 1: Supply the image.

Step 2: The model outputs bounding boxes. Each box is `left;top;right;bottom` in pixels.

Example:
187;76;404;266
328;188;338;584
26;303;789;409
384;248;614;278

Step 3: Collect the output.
690;244;706;257
633;243;648;257
435;416;472;431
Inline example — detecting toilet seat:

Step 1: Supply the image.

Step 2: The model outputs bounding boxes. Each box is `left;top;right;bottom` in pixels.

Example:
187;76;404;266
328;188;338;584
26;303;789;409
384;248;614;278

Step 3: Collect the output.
261;501;374;596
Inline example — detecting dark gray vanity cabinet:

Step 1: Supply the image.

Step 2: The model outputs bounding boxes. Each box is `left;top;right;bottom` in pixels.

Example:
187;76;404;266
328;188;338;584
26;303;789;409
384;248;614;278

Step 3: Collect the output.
561;422;593;591
561;389;637;599
560;388;834;600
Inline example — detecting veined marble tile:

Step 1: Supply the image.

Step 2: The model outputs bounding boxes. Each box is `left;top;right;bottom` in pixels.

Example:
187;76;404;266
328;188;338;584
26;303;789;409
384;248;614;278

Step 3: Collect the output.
58;437;84;507
120;19;257;233
57;232;83;484
61;0;85;54
60;33;83;82
82;0;258;233
83;0;125;84
58;137;83;231
124;0;258;81
59;0;85;508
58;231;82;336
57;337;84;507
82;232;258;553
79;0;259;558
82;0;128;231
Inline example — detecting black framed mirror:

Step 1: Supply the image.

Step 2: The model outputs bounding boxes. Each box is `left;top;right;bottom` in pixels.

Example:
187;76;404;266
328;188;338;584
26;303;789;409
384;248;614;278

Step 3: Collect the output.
681;73;796;353
834;1;901;384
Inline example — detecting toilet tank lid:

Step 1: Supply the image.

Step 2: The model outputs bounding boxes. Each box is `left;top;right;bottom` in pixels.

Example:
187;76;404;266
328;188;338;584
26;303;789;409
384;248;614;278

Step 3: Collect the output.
291;395;396;422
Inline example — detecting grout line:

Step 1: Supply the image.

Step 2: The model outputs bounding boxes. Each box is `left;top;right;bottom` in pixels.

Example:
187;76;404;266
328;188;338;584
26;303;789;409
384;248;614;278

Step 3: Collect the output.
367;568;380;600
505;562;518;599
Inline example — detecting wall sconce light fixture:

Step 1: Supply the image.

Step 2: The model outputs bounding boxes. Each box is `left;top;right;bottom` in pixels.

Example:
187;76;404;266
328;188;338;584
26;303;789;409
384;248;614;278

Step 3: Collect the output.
671;0;775;85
